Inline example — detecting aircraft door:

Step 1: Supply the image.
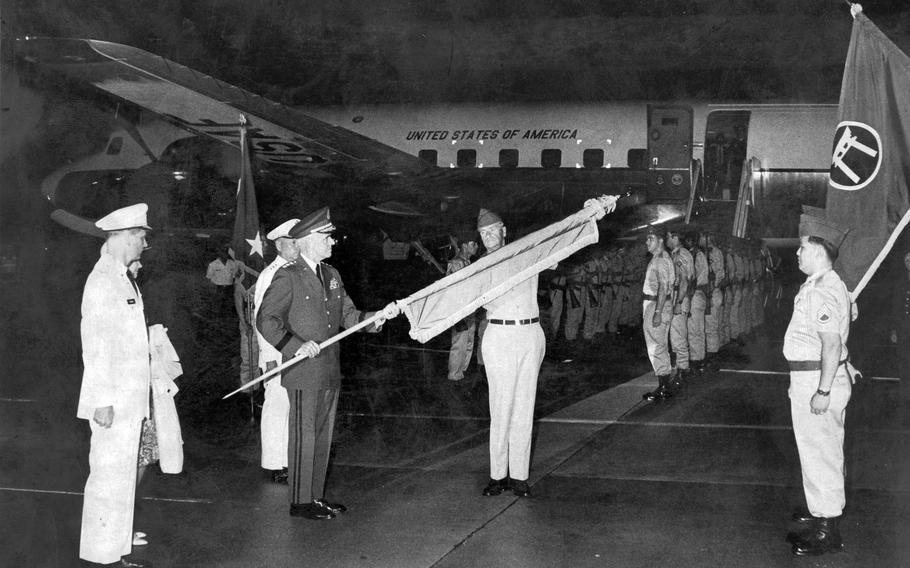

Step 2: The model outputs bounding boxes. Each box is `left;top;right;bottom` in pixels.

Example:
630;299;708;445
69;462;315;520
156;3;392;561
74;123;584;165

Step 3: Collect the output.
647;105;693;199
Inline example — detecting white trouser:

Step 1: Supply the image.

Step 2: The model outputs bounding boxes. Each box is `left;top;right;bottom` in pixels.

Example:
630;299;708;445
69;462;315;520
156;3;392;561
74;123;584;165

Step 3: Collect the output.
643;301;672;376
261;376;289;469
789;368;852;518
481;323;545;481
80;416;143;564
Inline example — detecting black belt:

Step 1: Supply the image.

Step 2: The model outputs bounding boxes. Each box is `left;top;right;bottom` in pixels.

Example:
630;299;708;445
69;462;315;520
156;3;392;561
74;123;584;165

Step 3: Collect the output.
788;359;847;372
488;317;539;326
642;294;671;302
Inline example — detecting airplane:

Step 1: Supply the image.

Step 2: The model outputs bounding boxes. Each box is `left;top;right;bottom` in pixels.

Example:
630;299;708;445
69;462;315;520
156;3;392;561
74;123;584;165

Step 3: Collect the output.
14;37;837;263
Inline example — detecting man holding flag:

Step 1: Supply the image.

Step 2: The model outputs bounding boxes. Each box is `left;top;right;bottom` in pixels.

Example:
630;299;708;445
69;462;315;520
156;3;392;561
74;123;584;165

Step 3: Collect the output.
256;208;400;520
477;199;613;498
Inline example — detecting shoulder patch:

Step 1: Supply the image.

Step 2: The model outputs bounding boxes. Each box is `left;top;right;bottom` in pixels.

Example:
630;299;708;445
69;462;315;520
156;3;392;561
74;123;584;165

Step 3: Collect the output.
817;302;833;324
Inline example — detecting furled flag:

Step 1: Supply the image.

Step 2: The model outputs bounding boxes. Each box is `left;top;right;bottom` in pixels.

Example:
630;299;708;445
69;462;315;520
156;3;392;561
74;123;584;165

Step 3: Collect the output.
826;10;910;297
231;114;265;273
400;202;606;343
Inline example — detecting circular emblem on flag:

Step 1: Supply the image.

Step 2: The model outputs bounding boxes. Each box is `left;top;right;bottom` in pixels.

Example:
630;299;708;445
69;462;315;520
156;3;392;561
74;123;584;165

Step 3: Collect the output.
829;120;882;191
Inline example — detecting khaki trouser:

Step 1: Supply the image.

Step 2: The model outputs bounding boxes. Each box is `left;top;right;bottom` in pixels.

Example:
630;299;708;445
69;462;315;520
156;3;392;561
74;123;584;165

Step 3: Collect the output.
669;297;691;370
688;290;707;361
563;285;584;341
448;319;476;381
730;284;743;339
608;285;628;333
706;289;723;353
721;287;734;345
548;288;564;337
643;300;673;376
789;368;852;518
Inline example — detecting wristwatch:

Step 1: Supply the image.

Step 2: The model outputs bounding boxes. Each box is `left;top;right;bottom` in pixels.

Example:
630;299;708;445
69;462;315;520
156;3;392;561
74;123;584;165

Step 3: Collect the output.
815;388;830;396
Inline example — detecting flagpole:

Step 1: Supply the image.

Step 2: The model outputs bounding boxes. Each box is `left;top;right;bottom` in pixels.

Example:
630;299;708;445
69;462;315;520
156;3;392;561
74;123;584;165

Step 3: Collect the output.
850;207;910;301
221;309;396;399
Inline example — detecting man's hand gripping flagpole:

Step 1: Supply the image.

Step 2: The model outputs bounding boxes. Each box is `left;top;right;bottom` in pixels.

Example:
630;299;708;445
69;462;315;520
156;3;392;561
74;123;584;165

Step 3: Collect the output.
222;302;401;399
222;195;618;399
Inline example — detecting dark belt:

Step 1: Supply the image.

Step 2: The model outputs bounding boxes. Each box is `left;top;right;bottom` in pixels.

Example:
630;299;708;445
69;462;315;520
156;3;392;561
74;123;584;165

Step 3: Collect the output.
488;317;539;326
642;294;671;302
787;359;847;372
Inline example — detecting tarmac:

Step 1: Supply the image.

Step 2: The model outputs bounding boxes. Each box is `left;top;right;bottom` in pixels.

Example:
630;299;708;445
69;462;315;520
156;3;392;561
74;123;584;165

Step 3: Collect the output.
3;310;910;567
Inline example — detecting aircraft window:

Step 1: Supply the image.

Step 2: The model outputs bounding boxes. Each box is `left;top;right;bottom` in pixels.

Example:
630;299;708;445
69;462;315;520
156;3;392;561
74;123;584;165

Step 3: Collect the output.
541;149;561;168
457;149;477;167
106;137;124;155
418;149;438;166
499;149;519;168
583;149;604;168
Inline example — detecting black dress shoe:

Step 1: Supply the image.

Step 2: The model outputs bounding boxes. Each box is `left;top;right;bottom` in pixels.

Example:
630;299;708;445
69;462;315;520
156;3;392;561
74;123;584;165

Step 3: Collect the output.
314;498;347;514
791;516;843;556
120;558;153;568
510;479;531;497
270;468;288;484
289;502;335;520
482;477;509;496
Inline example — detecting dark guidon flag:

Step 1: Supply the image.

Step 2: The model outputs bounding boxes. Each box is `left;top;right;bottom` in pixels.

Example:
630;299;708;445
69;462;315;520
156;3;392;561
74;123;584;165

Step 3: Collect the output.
232;115;265;273
826;10;910;297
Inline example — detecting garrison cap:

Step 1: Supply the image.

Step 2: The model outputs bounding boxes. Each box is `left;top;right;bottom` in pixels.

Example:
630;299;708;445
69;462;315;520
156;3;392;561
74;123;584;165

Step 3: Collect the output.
95;203;151;232
289;207;335;238
799;214;848;250
266;218;300;241
477;208;503;229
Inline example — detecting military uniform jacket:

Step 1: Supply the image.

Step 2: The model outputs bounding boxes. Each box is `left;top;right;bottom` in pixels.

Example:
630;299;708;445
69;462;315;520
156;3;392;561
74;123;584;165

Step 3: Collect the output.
783;269;851;362
257;260;369;391
77;252;151;421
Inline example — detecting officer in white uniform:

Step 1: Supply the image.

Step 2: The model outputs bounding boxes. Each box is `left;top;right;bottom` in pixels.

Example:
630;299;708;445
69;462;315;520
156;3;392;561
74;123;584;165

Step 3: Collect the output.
78;204;153;568
253;218;300;482
642;227;676;401
783;212;854;556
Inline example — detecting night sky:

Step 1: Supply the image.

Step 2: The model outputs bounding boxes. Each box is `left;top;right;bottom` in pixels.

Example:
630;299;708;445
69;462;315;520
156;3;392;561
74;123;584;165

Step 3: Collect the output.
4;0;910;105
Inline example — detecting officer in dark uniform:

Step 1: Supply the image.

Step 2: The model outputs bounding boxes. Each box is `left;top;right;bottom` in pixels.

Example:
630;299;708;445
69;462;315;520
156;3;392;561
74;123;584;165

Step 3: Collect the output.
257;207;399;520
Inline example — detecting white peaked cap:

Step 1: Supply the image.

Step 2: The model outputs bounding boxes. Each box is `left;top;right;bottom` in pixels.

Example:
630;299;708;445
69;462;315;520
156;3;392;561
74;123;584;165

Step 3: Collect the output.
95;203;151;231
266;218;301;240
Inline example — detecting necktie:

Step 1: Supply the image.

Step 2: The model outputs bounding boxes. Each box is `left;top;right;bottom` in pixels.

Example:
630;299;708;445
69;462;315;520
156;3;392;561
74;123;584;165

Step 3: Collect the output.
126;269;139;295
315;264;324;286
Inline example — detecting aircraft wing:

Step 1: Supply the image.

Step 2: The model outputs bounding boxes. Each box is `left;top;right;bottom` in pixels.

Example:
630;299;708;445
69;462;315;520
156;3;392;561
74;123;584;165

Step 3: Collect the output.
16;37;432;178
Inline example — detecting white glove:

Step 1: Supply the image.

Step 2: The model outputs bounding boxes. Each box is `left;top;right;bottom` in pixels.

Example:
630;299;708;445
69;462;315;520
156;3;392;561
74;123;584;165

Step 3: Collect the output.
381;302;401;320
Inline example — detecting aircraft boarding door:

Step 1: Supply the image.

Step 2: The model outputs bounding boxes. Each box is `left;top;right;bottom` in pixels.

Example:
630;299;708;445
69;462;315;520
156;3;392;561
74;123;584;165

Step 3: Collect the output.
647;105;693;201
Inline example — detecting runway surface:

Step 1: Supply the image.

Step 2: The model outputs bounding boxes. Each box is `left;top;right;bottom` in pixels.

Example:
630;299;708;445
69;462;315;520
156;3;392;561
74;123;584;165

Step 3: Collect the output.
3;317;909;567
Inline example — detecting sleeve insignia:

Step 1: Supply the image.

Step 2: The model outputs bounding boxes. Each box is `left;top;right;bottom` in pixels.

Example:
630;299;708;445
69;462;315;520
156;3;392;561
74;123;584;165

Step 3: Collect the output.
817;303;832;324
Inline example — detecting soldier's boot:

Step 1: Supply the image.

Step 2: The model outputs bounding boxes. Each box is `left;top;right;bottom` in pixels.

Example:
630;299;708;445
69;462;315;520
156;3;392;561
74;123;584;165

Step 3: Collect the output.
643;374;671;401
704;353;720;372
786;508;818;544
791;516;844;556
